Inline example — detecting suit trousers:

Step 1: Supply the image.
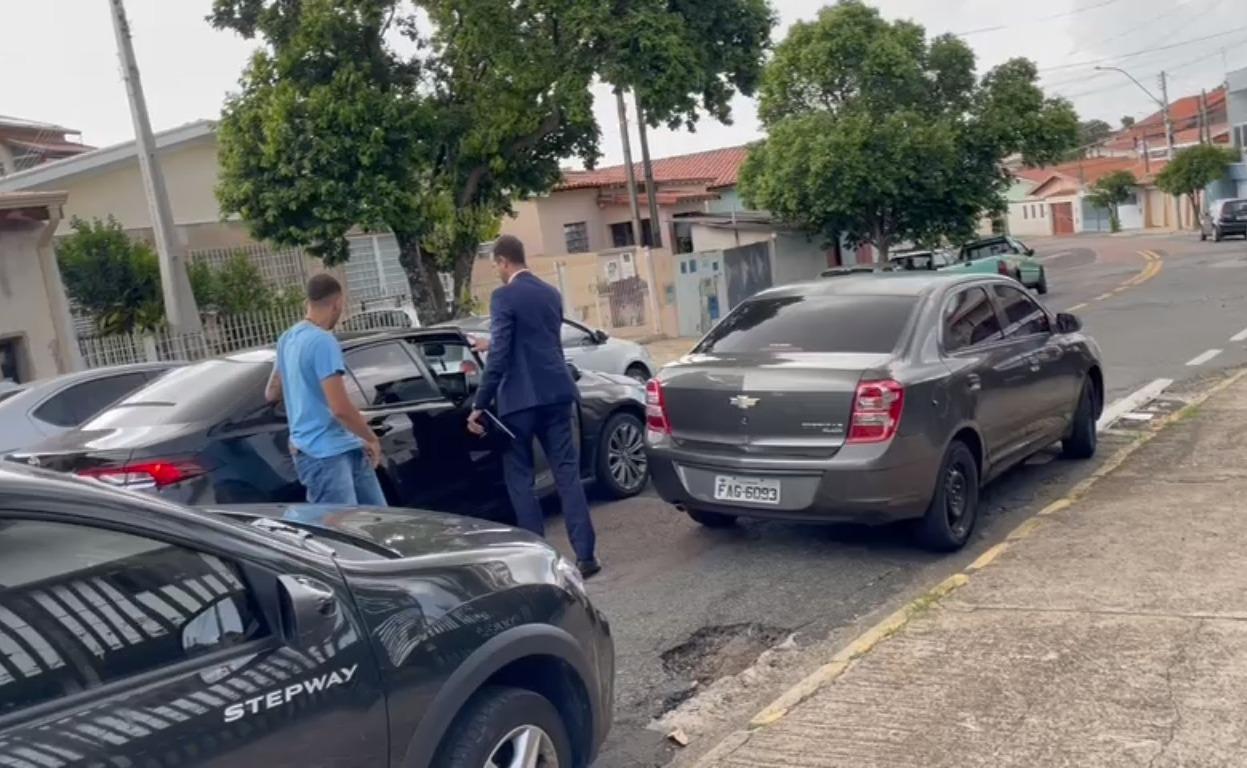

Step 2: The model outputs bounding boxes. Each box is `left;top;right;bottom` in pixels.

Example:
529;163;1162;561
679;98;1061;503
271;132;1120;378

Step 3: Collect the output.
502;402;596;562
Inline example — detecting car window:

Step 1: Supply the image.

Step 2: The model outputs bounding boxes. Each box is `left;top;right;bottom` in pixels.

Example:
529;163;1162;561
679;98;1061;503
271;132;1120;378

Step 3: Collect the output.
561;322;593;346
86;359;271;428
0;519;269;716
992;285;1051;337
32;373;149;428
944;287;1004;353
345;342;440;407
696;295;918;355
405;339;481;401
1225;200;1247;217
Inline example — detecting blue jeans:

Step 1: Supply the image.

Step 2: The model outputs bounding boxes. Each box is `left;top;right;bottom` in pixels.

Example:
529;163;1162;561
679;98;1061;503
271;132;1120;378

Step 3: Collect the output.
503;403;596;563
293;448;388;506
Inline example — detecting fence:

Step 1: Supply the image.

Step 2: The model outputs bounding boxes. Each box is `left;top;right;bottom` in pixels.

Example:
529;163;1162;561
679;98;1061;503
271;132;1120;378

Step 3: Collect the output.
77;296;417;369
190;243;311;289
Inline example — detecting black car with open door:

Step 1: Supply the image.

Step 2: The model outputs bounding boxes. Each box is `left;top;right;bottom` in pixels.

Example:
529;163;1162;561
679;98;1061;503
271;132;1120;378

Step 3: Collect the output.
9;329;649;517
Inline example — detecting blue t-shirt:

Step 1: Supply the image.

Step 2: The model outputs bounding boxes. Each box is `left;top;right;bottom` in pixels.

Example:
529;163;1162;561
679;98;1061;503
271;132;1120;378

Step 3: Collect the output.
276;321;361;459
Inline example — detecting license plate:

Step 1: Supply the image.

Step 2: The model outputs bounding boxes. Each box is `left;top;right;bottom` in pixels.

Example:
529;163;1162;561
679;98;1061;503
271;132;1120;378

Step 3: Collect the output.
714;475;781;505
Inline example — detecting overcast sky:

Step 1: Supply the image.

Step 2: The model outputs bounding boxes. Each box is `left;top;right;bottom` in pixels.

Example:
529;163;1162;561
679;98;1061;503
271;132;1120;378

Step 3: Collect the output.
4;0;1245;167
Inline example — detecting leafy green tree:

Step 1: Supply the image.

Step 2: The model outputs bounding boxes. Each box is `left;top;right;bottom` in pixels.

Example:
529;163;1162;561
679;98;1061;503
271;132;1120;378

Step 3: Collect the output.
210;0;773;323
1154;144;1240;224
1068;119;1113;159
1121;115;1135;129
738;1;1078;264
57;217;165;335
1085;170;1137;233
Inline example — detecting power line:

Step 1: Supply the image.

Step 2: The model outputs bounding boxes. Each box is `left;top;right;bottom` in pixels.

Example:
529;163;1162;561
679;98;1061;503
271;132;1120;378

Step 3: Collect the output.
1065;0;1211;55
1037;23;1247;74
1052;41;1245;101
954;0;1127;38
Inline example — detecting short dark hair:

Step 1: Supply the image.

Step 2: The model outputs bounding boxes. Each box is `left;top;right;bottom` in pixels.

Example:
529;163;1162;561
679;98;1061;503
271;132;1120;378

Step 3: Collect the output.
306;273;343;303
493;235;526;266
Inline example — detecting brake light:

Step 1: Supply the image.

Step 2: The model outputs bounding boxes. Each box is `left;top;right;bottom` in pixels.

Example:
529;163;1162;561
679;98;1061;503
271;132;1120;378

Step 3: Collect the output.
996;260;1010;276
645;379;671;435
79;460;206;489
847;380;904;444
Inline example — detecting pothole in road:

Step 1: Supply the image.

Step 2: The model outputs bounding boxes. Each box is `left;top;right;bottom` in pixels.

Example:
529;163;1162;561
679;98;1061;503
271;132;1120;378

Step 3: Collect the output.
657;622;789;714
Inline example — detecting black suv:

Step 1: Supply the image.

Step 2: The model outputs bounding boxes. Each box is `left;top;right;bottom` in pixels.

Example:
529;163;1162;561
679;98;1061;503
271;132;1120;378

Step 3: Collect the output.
0;463;613;767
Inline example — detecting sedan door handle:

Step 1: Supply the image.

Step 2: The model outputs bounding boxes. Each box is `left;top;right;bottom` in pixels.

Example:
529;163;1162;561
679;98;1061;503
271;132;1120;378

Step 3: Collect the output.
371;422;394;437
967;374;982;392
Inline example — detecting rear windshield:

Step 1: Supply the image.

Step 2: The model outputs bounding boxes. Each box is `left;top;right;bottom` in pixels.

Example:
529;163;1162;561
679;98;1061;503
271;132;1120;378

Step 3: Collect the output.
83;359;271;427
696;295;918;355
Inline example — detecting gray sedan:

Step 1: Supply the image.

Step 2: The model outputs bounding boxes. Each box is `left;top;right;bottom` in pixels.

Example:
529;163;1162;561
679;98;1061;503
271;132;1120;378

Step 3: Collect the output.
645;272;1103;551
0;363;177;454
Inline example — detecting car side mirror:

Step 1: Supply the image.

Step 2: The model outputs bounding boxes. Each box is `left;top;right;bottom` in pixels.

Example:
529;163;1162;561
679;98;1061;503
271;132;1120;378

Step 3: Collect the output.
591;330;609;345
1056;312;1082;334
566;362;583;381
277;574;339;648
1025;247;1036;256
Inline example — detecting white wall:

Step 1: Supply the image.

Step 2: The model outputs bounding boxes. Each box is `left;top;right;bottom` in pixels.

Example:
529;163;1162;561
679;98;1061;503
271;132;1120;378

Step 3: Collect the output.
0;225;60;380
1008;200;1053;237
772;231;829;285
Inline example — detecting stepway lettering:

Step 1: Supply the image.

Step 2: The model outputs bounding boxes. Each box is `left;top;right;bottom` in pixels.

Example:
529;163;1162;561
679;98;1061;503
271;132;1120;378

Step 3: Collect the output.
223;664;359;723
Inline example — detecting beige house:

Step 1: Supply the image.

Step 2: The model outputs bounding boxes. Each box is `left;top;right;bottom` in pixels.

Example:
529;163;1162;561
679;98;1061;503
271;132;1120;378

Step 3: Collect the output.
0;120;257;252
0;191;81;382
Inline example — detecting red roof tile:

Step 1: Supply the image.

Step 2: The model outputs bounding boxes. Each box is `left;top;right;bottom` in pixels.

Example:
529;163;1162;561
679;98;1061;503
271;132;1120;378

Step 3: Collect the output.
558;145;750;191
1025;155;1167;194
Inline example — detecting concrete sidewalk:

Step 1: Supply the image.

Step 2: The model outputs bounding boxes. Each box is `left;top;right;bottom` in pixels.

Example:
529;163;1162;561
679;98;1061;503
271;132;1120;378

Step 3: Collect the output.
697;372;1247;767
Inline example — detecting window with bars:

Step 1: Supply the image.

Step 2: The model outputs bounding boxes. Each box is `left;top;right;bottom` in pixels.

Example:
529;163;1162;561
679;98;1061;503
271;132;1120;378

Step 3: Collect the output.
562;222;590;253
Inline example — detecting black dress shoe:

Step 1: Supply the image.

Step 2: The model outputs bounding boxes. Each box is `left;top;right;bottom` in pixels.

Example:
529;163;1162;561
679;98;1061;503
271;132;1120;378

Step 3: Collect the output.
577;559;602;579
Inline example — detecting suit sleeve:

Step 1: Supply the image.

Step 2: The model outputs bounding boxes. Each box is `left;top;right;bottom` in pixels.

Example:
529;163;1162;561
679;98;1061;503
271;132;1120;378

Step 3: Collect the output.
474;290;515;410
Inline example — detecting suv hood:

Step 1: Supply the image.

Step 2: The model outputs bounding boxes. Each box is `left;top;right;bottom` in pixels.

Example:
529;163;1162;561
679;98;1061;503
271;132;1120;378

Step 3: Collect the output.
209;504;547;560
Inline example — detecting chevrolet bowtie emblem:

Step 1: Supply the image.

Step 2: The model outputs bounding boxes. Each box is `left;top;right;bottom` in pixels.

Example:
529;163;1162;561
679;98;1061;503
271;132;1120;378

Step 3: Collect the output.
729;395;760;410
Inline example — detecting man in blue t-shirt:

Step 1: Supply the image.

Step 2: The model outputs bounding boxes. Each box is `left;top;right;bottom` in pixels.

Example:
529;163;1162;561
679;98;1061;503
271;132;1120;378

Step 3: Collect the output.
266;274;386;505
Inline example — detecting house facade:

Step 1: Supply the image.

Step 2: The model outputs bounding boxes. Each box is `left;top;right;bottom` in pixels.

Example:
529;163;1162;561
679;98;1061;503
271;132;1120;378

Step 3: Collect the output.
1224;66;1247;199
0;117;91;177
0;191;81;382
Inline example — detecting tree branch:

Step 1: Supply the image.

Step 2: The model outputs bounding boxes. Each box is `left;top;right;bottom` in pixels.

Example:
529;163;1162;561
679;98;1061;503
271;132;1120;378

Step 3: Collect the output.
458;109;563;207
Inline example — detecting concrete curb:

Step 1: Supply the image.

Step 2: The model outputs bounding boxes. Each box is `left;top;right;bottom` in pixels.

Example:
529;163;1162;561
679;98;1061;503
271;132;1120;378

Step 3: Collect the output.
687;366;1247;768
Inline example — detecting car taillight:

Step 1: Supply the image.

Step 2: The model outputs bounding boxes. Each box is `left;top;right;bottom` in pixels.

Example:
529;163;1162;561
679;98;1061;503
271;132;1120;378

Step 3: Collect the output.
847;380;904;444
79;460;206;489
996;260;1010;276
645;379;671;435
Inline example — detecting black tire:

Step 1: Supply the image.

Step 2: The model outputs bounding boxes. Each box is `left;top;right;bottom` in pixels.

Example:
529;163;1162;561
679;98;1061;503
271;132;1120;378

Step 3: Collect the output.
1036;268;1048;295
625;363;651;383
918;441;980;552
435;686;573;768
596;412;649;499
687;507;737;528
1062;379;1099;460
1214;228;1223;242
1200;230;1208;242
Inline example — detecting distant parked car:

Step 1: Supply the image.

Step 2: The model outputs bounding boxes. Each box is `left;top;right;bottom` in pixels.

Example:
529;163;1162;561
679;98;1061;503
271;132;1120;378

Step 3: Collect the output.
889;249;956;271
445;316;656;382
944;236;1047;294
0;362;177;454
338;302;422;333
1201;198;1247;242
646;272;1102;551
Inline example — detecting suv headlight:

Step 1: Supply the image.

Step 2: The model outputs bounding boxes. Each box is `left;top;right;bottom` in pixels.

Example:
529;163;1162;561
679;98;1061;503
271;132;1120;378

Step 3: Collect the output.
555;556;587;596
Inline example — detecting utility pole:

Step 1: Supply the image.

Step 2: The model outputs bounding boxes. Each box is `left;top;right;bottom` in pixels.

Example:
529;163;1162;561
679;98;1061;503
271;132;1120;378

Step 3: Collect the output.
1158;71;1175;160
614;87;660;334
1200;89;1210;144
633;92;663;249
109;0;202;335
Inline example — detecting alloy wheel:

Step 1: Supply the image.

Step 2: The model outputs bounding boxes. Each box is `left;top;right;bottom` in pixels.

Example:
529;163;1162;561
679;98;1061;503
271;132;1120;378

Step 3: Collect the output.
485;724;559;768
607;419;648;492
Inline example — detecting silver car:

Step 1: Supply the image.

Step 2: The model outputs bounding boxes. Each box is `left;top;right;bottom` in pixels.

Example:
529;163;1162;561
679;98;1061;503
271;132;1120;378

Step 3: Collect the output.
447;316;656;382
0;363;177;454
645;273;1103;551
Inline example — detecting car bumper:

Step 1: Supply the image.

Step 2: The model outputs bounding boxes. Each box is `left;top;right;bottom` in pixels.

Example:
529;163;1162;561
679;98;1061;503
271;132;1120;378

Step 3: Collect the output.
1216;221;1247;236
647;437;939;524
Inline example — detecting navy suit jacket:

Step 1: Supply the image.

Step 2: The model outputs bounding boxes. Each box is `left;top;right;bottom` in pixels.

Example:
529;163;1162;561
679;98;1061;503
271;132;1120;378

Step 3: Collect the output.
474;272;578;416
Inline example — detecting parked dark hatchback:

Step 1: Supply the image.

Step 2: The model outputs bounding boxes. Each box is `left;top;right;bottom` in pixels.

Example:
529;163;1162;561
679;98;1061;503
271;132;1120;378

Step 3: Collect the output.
646;273;1103;550
0;462;613;767
12;329;649;518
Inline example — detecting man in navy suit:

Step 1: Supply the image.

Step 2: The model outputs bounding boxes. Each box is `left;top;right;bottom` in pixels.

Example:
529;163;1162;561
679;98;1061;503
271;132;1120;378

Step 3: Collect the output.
468;236;601;578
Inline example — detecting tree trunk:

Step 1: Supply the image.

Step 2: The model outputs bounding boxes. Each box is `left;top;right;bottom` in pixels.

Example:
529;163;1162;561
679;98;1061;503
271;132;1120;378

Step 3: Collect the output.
871;217;890;271
449;246;476;317
396;233;450;325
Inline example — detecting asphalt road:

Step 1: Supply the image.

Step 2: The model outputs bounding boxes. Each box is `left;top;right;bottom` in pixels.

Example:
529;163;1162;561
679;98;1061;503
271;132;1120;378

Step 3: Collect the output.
552;233;1247;768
